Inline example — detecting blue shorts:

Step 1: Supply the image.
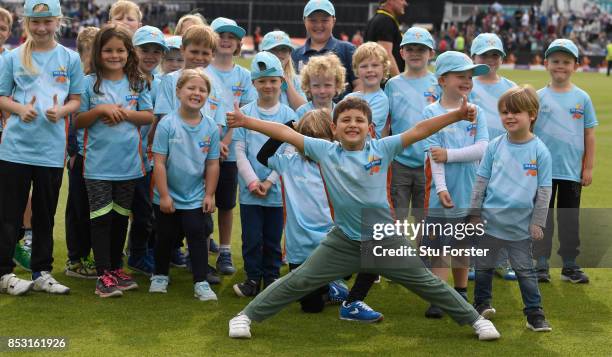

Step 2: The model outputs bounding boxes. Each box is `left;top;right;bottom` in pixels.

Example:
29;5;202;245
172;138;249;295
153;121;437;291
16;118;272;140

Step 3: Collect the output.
215;161;238;210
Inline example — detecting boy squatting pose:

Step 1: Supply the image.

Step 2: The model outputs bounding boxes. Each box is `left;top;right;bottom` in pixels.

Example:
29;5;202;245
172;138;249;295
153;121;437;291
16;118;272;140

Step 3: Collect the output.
225;96;501;341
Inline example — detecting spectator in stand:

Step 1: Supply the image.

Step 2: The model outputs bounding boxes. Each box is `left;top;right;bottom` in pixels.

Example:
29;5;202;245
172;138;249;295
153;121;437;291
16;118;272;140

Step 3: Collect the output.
351;30;363;47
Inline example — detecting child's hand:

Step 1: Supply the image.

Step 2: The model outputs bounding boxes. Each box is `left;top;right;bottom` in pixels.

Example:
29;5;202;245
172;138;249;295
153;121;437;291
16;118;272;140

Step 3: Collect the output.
99;104;127;126
530;224;544;240
45;94;64;123
259;180;272;197
430;147;448;163
19;97;38;122
226;102;247;128
160;195;175;214
438;191;454;208
581;168;593;186
219;142;229;161
456;95;477;123
203;195;216;213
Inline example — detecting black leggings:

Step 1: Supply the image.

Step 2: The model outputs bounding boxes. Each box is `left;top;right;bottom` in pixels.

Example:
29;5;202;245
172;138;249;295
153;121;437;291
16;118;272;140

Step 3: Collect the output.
288;263;329;313
154;206;212;283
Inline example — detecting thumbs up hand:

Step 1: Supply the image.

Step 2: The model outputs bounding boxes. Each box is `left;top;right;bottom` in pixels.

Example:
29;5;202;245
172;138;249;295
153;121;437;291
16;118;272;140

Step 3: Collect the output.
46;94;64;123
226;102;247;128
457;95;477;123
19;96;38;123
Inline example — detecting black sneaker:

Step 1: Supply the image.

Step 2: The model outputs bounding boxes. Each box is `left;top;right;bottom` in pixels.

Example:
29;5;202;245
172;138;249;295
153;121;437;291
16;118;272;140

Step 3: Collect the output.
206;264;221;285
561;267;589;284
537;268;551;283
526;313;552;332
474;303;496;319
262;278;278;291
233;279;260;297
95;272;123;298
425;304;444;319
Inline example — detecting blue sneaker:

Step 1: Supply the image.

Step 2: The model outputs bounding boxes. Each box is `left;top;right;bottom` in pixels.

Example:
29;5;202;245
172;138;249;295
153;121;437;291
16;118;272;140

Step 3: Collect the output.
328;280;349;304
340;300;383;323
209;239;219;254
127;254;153;276
171;248;187;268
468;267;475;281
496;266;517;281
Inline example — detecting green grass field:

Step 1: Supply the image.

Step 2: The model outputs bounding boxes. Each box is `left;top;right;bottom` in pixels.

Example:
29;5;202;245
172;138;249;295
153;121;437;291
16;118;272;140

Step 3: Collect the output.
1;69;611;356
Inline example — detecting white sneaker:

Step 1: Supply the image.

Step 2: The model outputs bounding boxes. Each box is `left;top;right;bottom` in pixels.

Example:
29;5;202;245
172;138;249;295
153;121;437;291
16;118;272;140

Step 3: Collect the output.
229;313;251;339
149;275;169;293
194;281;217;301
0;273;34;295
472;316;501;341
33;272;70;294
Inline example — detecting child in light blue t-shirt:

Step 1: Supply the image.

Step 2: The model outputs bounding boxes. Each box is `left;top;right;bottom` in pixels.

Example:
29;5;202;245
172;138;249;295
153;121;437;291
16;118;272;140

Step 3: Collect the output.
469;33;518;281
232;51;297;297
421;51;489;318
532;39;598;284
295;53;345;118
127;25;169;275
76;24;154;298
470;85;553;332
226;95;500;341
208;17;258;275
260;31;307;111
346;42;390;138
0;0;84;296
150;69;220;302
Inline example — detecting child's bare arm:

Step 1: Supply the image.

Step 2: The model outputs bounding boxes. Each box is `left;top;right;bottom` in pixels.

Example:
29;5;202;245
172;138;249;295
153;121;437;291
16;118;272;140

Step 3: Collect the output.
125;109;154;126
582;127;595;186
226;103;305;153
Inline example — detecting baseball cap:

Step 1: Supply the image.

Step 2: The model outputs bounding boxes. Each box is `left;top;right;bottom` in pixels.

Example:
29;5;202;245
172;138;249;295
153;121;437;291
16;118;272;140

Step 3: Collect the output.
24;0;62;17
470;33;506;57
211;17;246;39
165;36;182;50
304;0;335;17
435;51;490;77
133;26;169;51
261;31;294;51
251;51;284;80
544;38;579;60
400;27;435;50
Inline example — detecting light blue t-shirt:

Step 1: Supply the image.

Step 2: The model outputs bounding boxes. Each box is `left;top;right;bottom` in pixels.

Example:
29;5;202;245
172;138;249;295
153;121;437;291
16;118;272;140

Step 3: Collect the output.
0;44;85;167
152;110;220;209
208;64;258;162
470;77;516;139
281;75;306;108
534;85;598;182
385;72;440;168
346;89;389;138
268;152;333;263
478;135;552;240
154;67;226;126
233;102;298;207
139;75;161;172
79;74;152;180
423;101;489;218
295;101;335;119
304;135;403;240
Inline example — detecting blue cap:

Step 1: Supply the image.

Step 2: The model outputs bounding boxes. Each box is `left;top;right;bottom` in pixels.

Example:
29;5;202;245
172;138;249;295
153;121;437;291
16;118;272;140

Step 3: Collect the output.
133;26;169;51
400;27;435;50
166;36;182;50
545;38;579;60
304;0;335;17
24;0;62;17
470;33;505;57
211;17;246;39
434;51;490;77
261;31;294;51
251;51;284;80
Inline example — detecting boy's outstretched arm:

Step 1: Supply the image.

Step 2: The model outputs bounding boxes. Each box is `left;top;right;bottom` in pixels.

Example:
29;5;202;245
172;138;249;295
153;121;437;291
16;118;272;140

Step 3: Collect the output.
226;103;305;153
400;95;476;148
